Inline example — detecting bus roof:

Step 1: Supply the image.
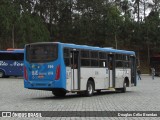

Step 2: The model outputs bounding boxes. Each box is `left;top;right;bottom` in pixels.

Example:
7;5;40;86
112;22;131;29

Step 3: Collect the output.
59;42;135;56
26;42;135;56
0;49;24;53
7;48;23;51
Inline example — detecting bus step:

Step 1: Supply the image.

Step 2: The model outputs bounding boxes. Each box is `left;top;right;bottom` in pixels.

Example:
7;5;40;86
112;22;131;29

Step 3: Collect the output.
71;90;81;92
109;88;116;91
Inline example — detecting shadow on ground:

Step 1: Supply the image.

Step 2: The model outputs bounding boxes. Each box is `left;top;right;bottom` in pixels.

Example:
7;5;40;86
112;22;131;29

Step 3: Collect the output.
30;90;135;100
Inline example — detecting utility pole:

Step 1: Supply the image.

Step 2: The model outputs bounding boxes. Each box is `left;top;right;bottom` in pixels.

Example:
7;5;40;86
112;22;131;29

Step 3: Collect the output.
115;32;117;49
12;25;15;48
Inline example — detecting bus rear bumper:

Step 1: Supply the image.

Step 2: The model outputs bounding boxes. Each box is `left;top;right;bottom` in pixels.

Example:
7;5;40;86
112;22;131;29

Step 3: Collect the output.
24;80;55;89
24;80;66;90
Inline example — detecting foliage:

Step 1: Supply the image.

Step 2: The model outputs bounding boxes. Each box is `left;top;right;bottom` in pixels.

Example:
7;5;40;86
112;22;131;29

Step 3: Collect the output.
0;0;49;49
0;0;160;52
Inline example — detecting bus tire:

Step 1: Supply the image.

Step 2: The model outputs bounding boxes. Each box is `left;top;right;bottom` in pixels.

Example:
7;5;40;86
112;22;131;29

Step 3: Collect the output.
121;82;127;93
0;70;5;78
52;90;66;97
115;82;127;93
85;80;94;97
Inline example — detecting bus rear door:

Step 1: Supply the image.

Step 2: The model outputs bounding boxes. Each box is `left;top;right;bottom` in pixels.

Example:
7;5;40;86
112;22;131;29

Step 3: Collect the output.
70;49;80;90
108;54;115;88
130;56;136;86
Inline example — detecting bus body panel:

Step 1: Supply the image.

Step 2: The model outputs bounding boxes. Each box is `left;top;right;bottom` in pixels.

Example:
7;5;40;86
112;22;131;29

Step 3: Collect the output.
115;68;124;88
0;50;24;77
24;44;67;90
0;60;23;76
80;68;109;90
115;68;131;88
66;67;72;91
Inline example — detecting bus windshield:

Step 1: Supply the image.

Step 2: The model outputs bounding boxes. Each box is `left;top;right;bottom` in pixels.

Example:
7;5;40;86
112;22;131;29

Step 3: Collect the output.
26;43;58;63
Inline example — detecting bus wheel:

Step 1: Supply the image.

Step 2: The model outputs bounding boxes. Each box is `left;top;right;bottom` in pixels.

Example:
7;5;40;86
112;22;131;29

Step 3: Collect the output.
52;90;66;97
85;81;94;97
0;70;5;78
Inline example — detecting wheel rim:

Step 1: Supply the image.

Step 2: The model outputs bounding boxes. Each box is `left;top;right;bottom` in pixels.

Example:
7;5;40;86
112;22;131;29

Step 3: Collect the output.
88;84;93;95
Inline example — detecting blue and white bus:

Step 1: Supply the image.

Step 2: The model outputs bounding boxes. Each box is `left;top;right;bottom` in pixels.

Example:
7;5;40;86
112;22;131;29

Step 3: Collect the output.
0;49;24;78
24;42;136;97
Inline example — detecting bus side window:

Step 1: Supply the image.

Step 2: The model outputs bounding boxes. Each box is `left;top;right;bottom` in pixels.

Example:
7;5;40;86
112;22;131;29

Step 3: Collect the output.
64;48;70;66
81;50;90;67
99;52;107;67
64;58;70;66
108;56;113;70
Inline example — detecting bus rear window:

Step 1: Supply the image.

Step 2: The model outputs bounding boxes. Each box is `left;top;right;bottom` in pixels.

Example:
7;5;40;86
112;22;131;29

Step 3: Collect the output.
26;44;58;63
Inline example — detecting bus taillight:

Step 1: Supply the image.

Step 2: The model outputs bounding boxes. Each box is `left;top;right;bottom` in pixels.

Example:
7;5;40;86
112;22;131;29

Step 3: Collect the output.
24;66;28;80
55;65;60;80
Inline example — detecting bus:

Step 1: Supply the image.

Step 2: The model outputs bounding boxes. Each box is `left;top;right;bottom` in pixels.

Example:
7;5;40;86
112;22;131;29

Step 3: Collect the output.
150;55;160;76
24;42;136;97
0;49;24;78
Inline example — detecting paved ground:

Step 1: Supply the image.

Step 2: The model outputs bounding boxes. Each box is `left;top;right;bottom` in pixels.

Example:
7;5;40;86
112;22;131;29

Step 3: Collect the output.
0;75;160;120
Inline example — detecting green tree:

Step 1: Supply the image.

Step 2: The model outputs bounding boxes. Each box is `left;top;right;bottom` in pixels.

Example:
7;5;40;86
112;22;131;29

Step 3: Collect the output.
0;0;20;48
15;12;50;47
0;0;49;49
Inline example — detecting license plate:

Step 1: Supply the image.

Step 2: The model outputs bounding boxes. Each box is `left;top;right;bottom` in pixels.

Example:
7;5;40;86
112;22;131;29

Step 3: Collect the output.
38;75;44;78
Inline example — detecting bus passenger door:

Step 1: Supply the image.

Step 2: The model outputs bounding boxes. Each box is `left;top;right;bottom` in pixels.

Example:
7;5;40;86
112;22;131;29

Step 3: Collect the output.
71;50;80;90
130;56;136;86
108;54;115;88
